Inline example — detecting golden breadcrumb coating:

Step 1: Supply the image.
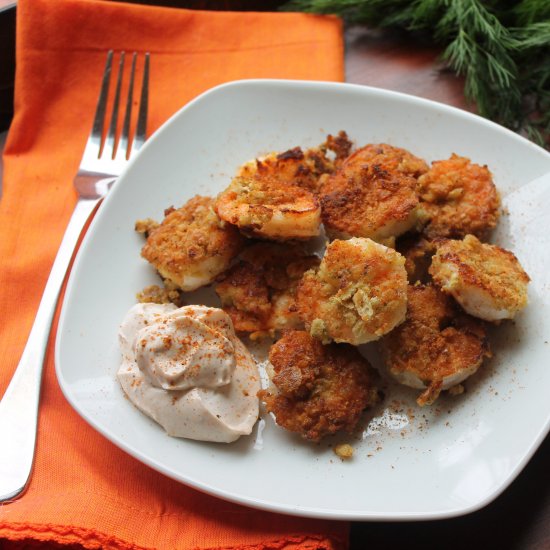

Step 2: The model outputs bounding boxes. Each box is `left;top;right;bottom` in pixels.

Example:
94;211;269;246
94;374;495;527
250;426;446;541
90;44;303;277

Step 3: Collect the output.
417;154;500;238
214;243;319;335
379;283;491;406
297;238;408;345
215;172;320;240
430;234;530;321
239;148;328;194
320;143;428;242
259;330;378;441
134;217;159;236
241;131;353;193
396;234;436;283
347;143;428;178
322;131;354;168
140;195;244;292
136;284;181;306
214;134;352;240
334;443;354;459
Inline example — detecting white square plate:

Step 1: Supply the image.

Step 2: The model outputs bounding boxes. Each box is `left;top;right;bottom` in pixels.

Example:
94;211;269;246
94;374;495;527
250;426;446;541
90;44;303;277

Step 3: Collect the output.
56;80;550;520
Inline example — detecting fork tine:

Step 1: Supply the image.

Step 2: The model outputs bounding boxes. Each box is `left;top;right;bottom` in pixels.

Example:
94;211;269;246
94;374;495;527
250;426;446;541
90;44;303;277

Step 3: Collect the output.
131;52;150;156
117;52;137;161
88;50;113;159
105;52;126;159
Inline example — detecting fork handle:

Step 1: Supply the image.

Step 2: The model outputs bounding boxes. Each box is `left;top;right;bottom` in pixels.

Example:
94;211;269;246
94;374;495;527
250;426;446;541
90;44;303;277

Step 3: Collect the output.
0;197;100;502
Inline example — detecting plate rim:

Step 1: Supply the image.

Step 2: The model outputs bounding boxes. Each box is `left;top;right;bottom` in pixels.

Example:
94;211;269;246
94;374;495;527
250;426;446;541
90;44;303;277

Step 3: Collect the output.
55;78;550;521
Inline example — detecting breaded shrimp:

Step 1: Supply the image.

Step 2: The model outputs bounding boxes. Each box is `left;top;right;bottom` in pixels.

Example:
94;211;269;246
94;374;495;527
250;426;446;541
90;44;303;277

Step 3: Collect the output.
214;243;319;336
243;131;353;192
320;143;428;242
237;148;326;194
379;283;491;406
430;234;530;321
259;330;379;441
417;154;500;238
214;135;351;240
297;238;408;345
215;173;321;240
139;195;244;292
345;143;428;178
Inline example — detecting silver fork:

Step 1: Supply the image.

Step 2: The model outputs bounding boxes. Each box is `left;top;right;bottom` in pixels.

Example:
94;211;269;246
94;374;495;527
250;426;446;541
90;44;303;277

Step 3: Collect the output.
0;50;150;502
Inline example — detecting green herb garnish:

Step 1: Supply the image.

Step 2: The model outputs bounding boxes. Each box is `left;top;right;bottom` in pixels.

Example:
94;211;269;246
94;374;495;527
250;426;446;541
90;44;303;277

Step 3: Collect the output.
283;0;550;149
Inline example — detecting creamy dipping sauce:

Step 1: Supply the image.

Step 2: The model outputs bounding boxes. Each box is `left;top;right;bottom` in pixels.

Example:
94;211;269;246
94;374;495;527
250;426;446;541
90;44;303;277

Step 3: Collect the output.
117;303;261;443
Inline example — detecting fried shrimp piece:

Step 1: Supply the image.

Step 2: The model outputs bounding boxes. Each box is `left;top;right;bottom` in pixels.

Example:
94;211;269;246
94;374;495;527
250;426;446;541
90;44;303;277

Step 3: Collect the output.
214;243;320;335
214;132;354;240
238;148;327;194
379;283;491;406
396;234;436;283
417;154;500;238
139;195;244;292
215;168;320;240
246;131;353;192
259;330;378;441
347;143;428;178
215;143;337;240
320;144;428;242
430;235;530;321
297;238;408;345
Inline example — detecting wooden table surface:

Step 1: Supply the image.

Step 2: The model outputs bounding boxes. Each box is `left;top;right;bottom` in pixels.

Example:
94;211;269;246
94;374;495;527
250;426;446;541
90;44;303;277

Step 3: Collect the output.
0;3;549;549
344;24;550;550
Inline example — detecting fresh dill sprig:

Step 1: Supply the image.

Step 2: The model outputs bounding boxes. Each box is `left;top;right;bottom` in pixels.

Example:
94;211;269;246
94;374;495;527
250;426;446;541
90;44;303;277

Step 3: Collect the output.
283;0;550;149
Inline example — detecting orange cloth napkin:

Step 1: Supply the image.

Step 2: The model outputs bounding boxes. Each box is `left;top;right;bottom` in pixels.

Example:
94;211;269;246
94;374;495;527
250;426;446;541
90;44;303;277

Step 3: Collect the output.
0;0;347;548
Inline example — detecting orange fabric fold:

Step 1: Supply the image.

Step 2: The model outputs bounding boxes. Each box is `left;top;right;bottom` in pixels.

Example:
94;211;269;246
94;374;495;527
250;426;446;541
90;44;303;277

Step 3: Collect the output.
0;0;347;548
